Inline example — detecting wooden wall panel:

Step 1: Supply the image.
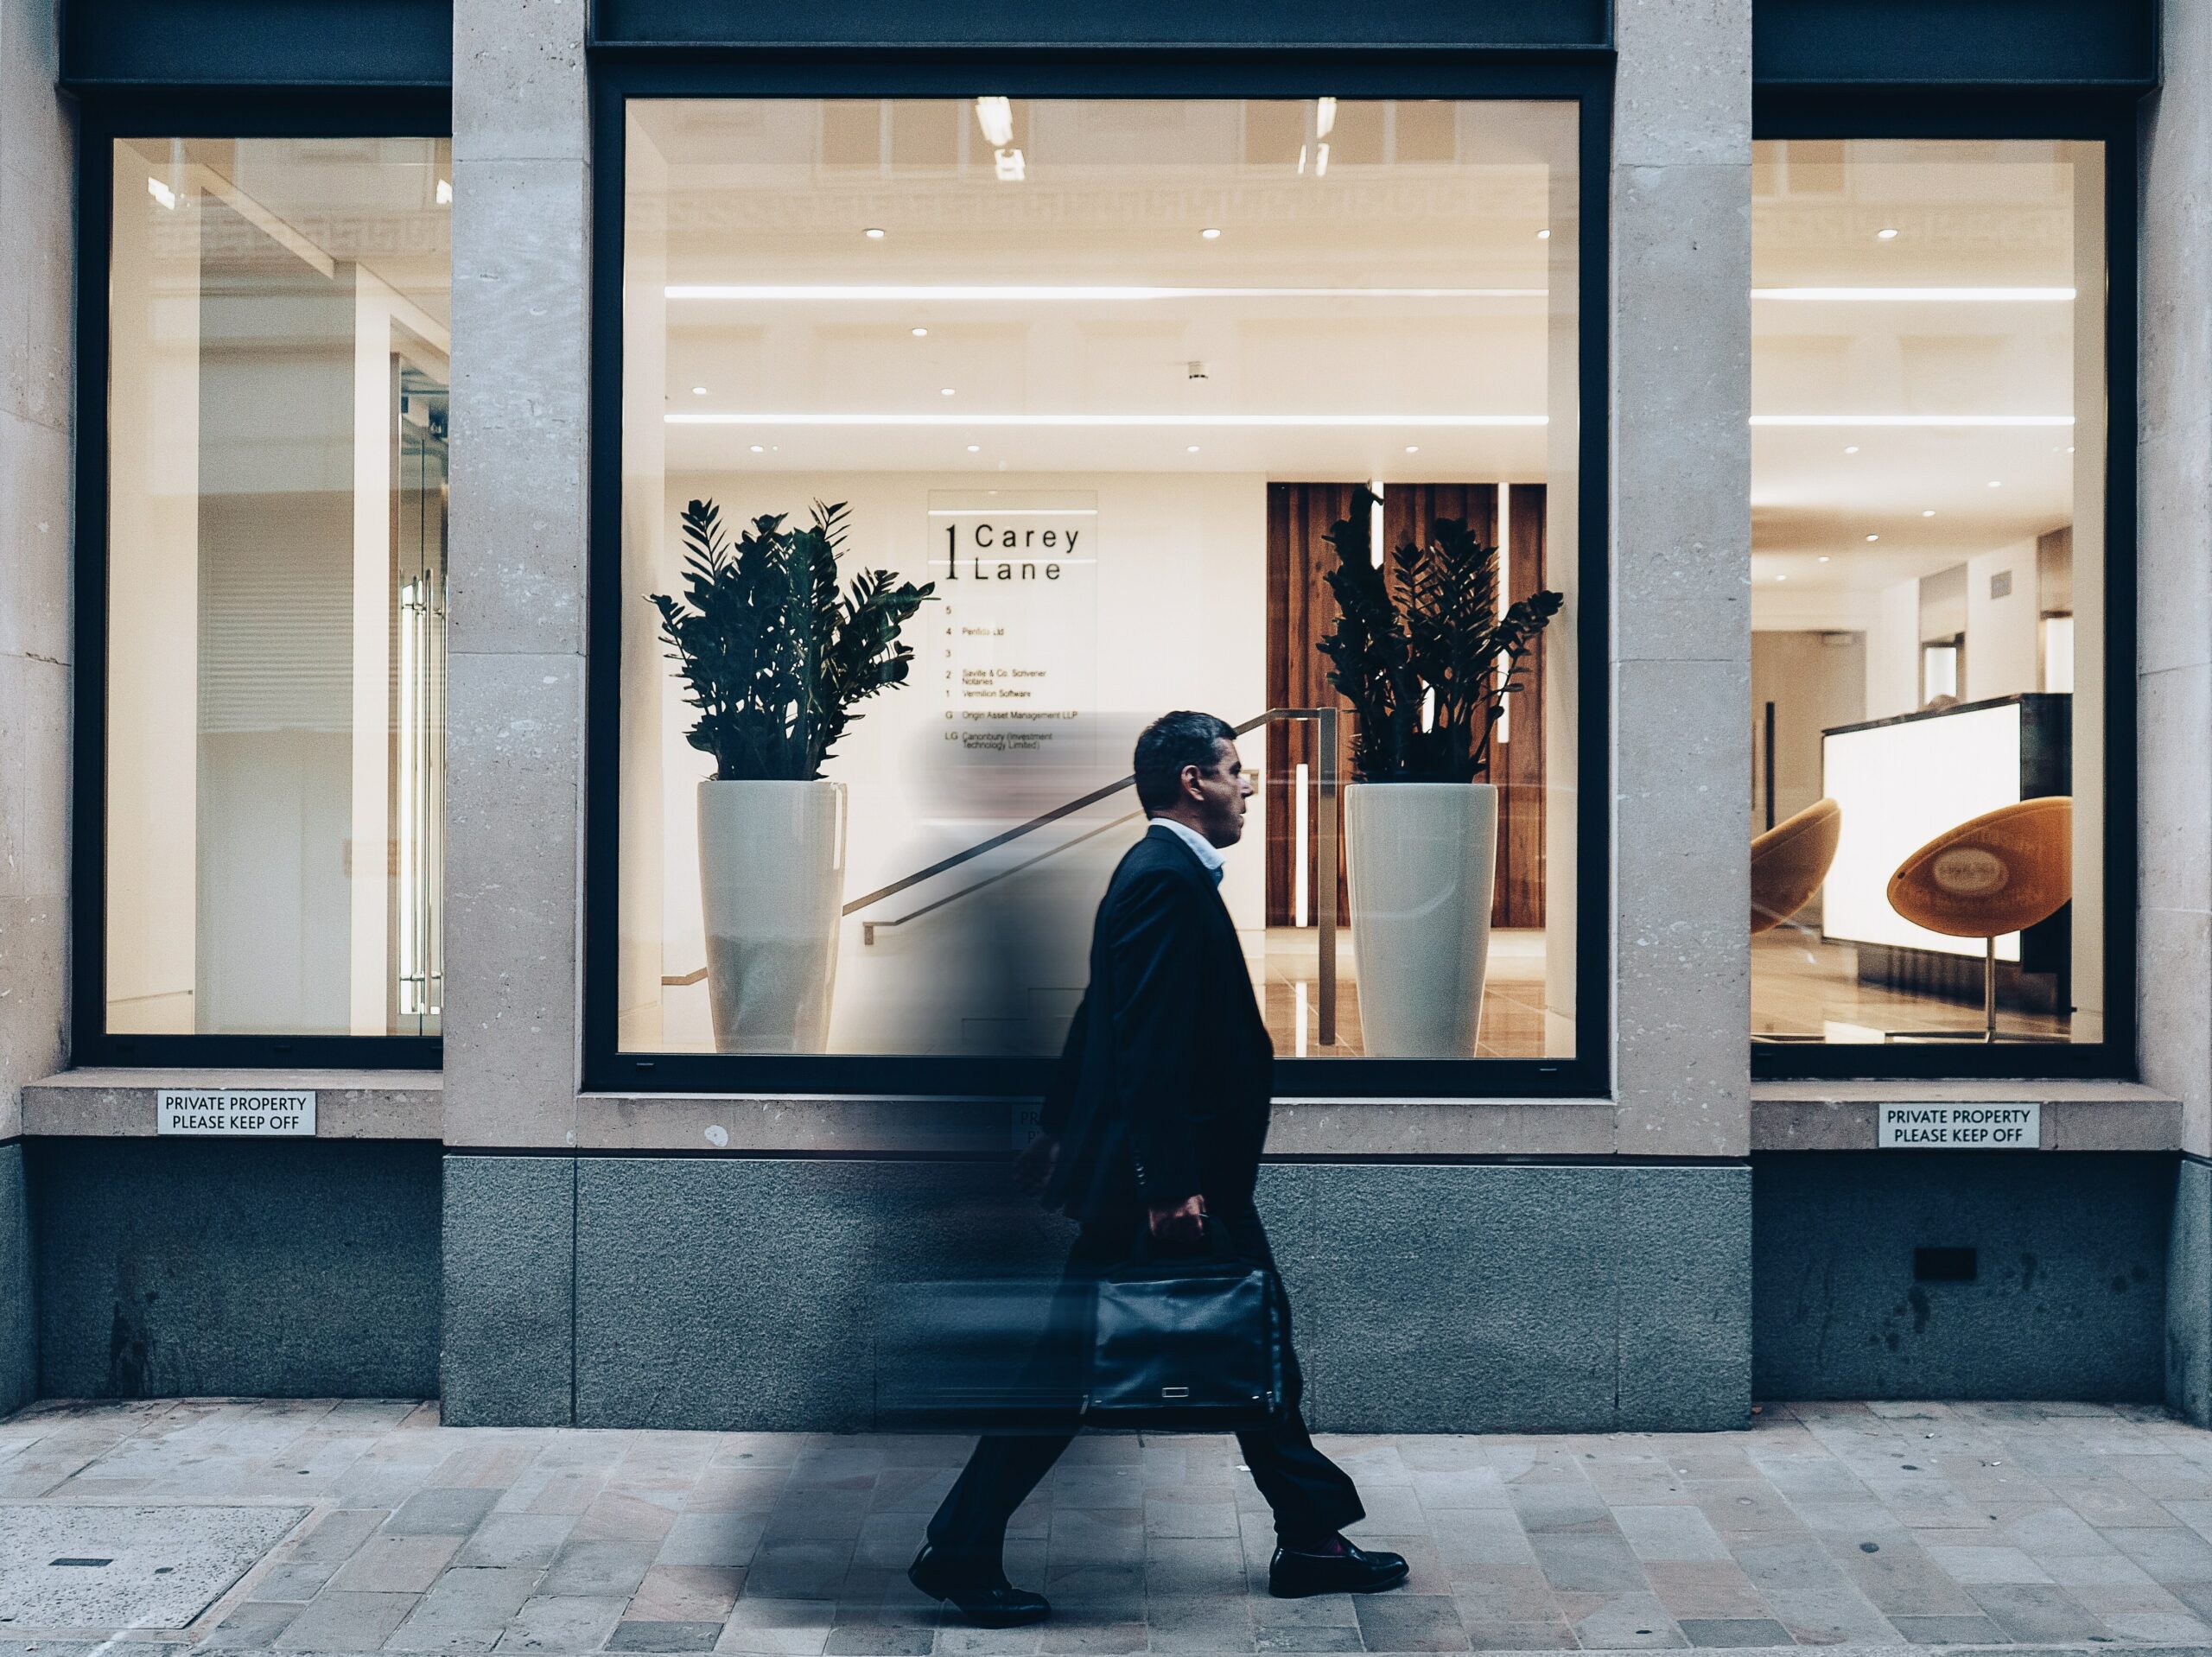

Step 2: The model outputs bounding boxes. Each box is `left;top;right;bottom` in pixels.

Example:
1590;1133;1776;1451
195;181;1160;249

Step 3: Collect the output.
1265;481;1549;931
1501;485;1548;927
1382;484;1497;558
1264;483;1357;928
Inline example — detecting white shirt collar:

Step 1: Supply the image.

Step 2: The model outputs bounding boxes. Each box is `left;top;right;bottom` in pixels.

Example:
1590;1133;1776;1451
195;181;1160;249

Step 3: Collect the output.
1149;815;1226;873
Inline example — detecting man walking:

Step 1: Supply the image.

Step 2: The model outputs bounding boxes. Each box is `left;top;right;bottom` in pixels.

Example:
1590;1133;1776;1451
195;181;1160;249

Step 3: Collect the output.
910;711;1408;1627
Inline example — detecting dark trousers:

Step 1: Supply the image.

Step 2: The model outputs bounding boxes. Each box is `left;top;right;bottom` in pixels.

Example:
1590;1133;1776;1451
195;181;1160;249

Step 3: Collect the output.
925;1203;1363;1563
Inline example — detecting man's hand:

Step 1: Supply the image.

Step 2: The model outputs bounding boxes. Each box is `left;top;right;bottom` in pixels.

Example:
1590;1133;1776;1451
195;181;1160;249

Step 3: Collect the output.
1147;1193;1207;1245
1014;1133;1060;1196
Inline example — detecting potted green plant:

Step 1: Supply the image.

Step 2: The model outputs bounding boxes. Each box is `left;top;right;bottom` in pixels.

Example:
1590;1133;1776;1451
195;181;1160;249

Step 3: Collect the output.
652;498;932;1052
1317;488;1562;1057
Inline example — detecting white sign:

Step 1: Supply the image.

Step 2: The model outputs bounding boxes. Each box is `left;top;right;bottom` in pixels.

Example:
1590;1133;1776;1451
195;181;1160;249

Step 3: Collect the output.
1878;1101;2039;1149
157;1089;317;1136
927;490;1097;773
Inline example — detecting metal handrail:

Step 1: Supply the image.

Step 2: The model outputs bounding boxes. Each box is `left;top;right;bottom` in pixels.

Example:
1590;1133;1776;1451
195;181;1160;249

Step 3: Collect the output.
842;708;1339;1045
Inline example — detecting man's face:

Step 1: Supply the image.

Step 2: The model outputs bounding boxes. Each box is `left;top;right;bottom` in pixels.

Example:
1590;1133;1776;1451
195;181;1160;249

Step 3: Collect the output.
1185;739;1255;848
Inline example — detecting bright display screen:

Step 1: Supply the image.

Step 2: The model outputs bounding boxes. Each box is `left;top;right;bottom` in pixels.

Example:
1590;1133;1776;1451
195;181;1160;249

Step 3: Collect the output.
1820;702;2022;962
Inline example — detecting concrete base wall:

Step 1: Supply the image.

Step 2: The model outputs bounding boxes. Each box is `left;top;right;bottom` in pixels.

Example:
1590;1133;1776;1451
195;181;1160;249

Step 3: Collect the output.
442;1153;577;1427
1753;1152;2174;1401
29;1139;441;1398
0;1145;33;1413
443;1156;1753;1433
2167;1158;2212;1423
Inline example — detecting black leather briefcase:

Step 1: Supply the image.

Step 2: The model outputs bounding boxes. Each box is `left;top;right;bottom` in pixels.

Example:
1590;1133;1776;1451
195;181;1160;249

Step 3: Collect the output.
1083;1222;1287;1429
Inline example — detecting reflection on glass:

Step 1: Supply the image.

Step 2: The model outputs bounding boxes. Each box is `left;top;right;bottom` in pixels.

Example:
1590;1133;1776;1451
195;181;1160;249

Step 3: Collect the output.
618;98;1580;1062
1749;139;2105;1046
105;137;452;1037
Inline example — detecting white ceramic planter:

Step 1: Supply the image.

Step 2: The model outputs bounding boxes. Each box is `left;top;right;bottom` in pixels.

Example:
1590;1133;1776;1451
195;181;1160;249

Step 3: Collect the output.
697;778;847;1053
1344;781;1500;1058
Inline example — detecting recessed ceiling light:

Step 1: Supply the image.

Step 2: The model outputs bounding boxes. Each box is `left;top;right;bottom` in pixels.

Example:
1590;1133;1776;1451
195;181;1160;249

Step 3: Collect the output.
1877;227;1899;240
1988;479;2002;488
966;444;981;453
2065;445;2075;453
1537;228;1551;240
940;387;957;397
1404;445;1419;454
1186;445;1200;454
1817;556;1831;563
749;444;764;454
911;327;928;338
1201;227;1222;240
974;96;1014;149
864;227;887;239
691;385;708;396
1754;286;2075;303
1844;445;1860;454
1776;574;1789;582
1865;534;1879;542
1922;510;1936;517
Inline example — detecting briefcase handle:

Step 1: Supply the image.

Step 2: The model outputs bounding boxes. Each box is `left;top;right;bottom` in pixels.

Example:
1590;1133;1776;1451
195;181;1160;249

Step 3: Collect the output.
1129;1207;1208;1251
1123;1211;1247;1271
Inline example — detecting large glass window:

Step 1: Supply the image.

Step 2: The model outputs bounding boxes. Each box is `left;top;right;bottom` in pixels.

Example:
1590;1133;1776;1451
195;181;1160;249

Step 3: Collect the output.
613;98;1585;1080
104;137;451;1039
1750;139;2108;1052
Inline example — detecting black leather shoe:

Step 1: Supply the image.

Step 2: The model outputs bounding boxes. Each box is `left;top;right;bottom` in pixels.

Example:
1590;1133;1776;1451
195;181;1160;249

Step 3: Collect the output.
908;1544;1051;1628
1268;1539;1410;1598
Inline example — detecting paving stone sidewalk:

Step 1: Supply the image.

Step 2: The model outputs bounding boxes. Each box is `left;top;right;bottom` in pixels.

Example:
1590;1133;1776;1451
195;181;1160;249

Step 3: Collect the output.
8;1400;2212;1654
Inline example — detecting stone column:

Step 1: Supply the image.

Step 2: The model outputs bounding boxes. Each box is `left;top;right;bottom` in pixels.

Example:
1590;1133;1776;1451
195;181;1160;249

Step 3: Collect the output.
442;0;592;1424
0;0;75;1412
2143;0;2212;1423
1606;0;1755;1425
1610;0;1753;1154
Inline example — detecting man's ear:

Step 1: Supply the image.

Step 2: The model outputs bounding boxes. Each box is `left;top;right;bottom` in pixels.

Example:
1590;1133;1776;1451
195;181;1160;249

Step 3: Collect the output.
1179;764;1205;802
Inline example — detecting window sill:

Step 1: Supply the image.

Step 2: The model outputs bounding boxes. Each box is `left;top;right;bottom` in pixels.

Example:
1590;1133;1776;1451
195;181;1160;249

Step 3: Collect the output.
1751;1079;2179;1152
574;1093;1621;1157
21;1068;442;1140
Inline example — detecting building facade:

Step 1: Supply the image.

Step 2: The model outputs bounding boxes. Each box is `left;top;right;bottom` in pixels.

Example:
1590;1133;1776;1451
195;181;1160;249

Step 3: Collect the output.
0;0;2206;1432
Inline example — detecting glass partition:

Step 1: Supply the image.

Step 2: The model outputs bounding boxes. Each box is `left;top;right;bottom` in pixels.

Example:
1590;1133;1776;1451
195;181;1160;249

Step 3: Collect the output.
614;98;1586;1074
105;136;451;1038
1750;139;2107;1050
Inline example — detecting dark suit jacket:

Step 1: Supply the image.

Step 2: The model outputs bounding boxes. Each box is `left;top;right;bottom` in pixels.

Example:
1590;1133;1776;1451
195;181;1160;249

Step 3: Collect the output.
1039;822;1274;1222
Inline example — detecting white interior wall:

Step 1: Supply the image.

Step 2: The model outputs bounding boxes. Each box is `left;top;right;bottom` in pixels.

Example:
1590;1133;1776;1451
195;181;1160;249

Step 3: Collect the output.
620;130;671;1025
351;283;395;1035
193;205;356;1036
1920;563;1968;644
1752;631;1866;835
1866;576;1922;720
1964;537;2042;700
351;281;395;1035
105;143;201;1027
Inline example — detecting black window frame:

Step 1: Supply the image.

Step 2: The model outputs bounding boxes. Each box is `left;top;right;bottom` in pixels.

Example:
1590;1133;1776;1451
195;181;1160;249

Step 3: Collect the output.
582;52;1617;1097
1749;86;2142;1082
72;87;452;1070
